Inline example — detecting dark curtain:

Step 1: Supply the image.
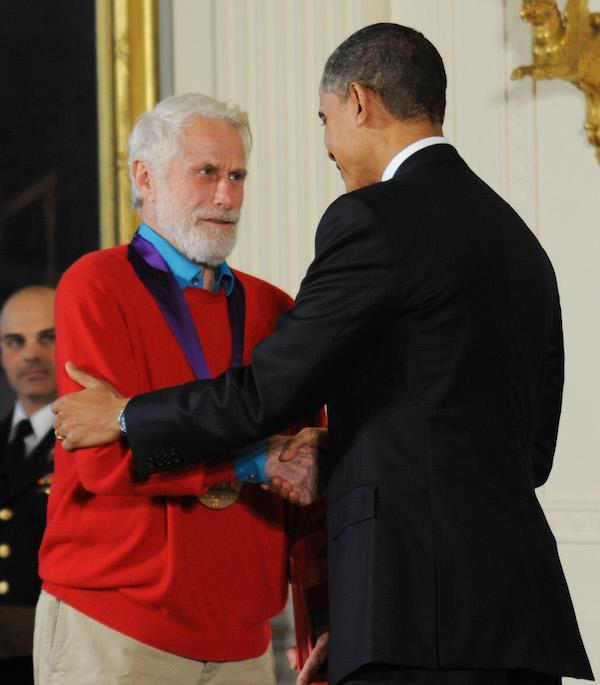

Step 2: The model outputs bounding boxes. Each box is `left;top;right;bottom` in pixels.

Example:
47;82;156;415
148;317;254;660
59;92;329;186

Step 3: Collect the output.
0;0;99;302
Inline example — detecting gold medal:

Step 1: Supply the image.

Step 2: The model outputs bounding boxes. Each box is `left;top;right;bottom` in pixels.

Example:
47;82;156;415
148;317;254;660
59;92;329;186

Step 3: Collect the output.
198;481;243;509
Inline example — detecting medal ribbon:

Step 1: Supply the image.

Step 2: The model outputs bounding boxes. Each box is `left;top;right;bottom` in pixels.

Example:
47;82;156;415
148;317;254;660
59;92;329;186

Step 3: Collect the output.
128;231;246;380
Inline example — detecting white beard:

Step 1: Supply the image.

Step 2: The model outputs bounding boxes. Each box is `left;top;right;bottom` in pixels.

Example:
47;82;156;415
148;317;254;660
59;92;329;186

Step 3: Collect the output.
154;194;239;266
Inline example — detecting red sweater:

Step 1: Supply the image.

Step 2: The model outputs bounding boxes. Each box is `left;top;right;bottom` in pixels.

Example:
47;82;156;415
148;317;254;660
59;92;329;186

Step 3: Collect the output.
40;245;325;660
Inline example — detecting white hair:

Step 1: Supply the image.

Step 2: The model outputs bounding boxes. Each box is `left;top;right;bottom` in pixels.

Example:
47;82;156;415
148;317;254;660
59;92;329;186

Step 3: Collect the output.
128;93;252;210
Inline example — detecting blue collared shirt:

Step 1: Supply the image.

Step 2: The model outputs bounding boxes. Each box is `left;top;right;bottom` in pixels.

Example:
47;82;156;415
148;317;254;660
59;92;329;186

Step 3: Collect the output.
137;223;268;484
138;223;235;294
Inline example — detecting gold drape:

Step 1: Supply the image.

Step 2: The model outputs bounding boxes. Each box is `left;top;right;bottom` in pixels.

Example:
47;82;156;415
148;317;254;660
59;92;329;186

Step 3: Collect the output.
96;0;159;248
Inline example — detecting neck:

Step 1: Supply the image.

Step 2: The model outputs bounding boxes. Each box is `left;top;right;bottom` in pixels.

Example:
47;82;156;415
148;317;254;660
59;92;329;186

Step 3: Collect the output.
140;215;169;244
201;267;216;292
20;395;55;418
138;217;218;291
379;120;444;177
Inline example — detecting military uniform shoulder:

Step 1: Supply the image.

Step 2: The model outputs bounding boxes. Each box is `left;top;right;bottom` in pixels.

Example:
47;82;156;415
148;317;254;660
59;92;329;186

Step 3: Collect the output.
232;269;294;310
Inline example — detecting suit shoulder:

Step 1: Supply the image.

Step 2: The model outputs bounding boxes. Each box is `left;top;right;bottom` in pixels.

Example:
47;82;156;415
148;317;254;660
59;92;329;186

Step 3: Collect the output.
316;189;396;261
320;186;398;232
351;177;424;215
322;189;378;217
233;270;294;312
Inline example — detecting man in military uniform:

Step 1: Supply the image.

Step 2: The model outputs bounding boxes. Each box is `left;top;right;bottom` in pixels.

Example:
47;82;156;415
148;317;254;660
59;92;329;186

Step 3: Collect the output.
0;286;56;684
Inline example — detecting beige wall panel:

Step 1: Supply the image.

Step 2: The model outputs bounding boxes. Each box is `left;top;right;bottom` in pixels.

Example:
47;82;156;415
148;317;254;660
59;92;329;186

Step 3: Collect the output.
452;0;508;197
534;78;600;503
505;2;600;679
505;0;539;231
172;0;214;94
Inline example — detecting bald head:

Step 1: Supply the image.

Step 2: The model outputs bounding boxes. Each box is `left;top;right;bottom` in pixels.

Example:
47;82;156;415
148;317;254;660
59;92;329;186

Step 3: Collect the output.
0;286;57;416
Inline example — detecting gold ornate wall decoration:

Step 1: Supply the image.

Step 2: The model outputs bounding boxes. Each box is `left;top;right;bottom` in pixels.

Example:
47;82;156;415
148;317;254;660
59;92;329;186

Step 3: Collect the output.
512;0;600;163
96;0;159;248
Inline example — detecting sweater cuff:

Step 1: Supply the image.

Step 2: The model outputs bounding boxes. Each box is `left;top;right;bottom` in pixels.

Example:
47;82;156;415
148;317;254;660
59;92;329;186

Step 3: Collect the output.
233;442;269;483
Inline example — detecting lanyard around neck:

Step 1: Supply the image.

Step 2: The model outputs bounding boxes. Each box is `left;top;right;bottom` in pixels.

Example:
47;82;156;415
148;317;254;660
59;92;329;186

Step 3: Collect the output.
128;232;246;380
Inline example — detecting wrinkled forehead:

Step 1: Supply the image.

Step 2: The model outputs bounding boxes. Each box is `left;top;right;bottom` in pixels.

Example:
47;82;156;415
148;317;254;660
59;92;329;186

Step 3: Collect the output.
177;116;247;162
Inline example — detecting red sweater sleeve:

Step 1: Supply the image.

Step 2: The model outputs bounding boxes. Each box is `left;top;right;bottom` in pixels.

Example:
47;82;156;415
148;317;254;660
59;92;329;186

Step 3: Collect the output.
55;254;236;497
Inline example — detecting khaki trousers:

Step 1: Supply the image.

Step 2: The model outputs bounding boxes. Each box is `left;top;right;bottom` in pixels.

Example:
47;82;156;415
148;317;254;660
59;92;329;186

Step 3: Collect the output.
34;591;276;685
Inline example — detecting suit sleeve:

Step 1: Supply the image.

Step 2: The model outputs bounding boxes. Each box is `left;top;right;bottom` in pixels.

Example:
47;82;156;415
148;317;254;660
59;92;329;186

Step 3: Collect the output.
127;193;400;475
532;298;564;487
55;259;236;496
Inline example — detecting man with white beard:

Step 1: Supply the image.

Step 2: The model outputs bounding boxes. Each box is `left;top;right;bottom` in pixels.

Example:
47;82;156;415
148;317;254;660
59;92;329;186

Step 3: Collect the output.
34;94;326;685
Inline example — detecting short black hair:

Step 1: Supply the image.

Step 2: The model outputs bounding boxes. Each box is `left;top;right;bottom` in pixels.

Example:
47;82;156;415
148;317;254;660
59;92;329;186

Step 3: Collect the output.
321;23;447;124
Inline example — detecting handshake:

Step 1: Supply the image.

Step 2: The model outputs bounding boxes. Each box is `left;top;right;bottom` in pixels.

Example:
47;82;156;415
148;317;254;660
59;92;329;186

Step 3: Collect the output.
263;427;328;506
51;363;328;505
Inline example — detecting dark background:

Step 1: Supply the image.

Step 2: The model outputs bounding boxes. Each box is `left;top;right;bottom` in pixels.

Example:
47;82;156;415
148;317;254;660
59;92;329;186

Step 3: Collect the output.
0;0;100;414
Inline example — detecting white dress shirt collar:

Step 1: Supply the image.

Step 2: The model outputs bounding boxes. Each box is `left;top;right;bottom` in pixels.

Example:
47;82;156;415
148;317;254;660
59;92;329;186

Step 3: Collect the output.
381;136;450;182
10;402;54;455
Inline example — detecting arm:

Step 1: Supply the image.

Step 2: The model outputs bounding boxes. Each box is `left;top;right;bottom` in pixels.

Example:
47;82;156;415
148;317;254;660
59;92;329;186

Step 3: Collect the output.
532;298;564;487
57;360;323;502
126;193;399;474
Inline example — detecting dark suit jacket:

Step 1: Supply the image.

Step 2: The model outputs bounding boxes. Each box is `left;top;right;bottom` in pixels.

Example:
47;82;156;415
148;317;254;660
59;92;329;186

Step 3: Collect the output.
0;409;54;607
127;145;593;683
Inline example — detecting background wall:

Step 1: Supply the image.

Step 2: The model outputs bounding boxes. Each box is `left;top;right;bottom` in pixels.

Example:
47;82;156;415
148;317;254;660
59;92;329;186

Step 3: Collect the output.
164;1;600;681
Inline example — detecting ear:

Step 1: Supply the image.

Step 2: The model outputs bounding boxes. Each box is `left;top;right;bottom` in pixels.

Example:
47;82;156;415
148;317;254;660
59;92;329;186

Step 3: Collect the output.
131;159;156;203
348;82;372;126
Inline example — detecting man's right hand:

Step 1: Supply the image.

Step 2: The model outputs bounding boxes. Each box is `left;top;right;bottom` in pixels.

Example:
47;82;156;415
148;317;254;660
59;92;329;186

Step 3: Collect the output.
264;432;323;505
287;629;329;685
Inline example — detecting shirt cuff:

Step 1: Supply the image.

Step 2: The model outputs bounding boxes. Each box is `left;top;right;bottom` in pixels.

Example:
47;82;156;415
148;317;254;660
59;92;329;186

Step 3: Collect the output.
232;441;269;483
